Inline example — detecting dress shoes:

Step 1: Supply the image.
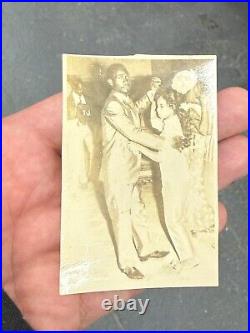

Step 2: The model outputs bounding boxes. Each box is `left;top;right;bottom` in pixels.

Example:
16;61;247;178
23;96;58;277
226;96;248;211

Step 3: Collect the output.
122;266;144;279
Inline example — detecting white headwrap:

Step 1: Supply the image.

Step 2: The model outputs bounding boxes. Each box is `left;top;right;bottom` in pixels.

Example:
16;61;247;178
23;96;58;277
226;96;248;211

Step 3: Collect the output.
171;70;198;94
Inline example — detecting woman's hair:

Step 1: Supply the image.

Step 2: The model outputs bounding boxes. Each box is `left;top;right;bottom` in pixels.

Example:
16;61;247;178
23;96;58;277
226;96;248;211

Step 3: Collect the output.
154;87;176;105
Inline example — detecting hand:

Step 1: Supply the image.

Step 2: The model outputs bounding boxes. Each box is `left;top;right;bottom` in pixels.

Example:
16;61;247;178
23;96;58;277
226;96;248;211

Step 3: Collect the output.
2;87;248;330
150;76;162;91
128;141;141;155
146;77;162;101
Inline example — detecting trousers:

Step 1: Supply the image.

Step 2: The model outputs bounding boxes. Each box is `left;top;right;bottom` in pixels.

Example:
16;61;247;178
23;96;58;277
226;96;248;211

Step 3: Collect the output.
103;180;163;269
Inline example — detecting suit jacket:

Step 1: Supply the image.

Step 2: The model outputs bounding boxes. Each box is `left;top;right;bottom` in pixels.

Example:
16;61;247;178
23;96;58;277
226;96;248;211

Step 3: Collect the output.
100;90;163;185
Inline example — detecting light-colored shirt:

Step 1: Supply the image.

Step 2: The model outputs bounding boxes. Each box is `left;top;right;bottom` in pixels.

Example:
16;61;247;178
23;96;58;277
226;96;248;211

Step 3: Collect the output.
72;91;87;106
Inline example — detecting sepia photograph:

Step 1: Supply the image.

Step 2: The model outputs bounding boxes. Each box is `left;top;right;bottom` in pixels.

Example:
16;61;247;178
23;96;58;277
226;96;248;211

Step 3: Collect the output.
60;54;218;295
3;3;247;331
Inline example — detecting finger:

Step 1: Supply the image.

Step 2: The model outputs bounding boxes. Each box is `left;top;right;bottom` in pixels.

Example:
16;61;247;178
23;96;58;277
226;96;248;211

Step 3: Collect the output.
219;134;248;190
5;93;62;153
218;87;248;141
219;202;227;231
28;93;62;152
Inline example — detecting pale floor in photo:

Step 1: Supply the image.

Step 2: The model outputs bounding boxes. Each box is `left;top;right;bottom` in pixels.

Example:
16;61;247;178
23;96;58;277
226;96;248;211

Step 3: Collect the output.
60;179;218;295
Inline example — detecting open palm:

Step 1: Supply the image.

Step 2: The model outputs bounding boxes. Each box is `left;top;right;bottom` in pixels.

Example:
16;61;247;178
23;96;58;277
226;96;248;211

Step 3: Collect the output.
2;88;248;330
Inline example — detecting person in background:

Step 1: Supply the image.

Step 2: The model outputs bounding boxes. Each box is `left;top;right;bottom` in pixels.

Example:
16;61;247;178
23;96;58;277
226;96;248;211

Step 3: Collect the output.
67;79;94;190
171;70;214;233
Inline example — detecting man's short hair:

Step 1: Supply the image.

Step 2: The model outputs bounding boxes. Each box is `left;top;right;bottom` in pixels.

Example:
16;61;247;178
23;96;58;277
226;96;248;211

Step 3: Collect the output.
106;63;129;81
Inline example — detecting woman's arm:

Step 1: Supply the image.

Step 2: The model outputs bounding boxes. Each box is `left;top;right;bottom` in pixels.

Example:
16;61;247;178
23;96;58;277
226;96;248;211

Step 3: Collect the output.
105;101;165;150
130;142;162;162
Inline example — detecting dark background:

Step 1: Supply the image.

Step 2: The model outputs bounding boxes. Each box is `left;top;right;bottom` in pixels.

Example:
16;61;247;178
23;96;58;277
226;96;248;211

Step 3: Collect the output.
2;2;248;331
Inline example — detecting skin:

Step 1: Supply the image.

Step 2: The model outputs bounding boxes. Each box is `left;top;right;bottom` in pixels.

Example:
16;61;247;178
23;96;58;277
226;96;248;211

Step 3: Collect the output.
2;87;248;330
156;96;175;119
108;69;131;94
75;82;83;95
151;77;162;90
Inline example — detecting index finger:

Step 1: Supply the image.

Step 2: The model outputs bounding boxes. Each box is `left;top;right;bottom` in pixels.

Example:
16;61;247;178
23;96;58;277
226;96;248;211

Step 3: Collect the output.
218;87;248;141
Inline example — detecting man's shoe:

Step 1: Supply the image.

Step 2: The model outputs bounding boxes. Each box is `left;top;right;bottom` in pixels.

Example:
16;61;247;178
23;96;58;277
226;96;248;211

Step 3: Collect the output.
122;267;144;279
140;251;169;262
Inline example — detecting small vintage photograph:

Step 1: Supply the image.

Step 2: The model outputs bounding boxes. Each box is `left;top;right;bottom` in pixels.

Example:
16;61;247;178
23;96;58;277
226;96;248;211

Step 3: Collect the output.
60;54;218;295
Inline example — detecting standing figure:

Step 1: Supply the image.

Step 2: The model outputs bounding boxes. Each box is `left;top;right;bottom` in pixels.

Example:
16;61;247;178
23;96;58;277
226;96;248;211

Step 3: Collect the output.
132;89;194;264
67;79;94;190
171;70;214;233
100;64;169;279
